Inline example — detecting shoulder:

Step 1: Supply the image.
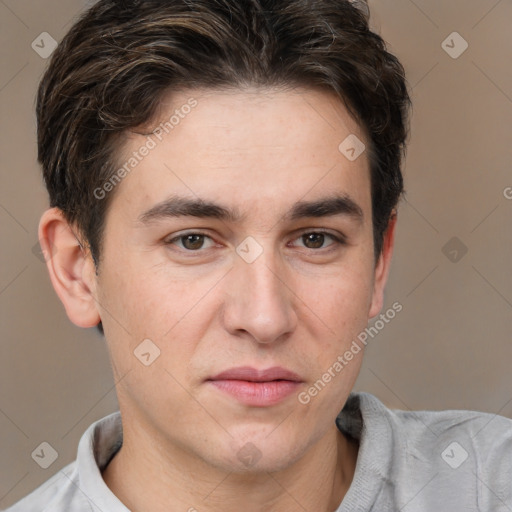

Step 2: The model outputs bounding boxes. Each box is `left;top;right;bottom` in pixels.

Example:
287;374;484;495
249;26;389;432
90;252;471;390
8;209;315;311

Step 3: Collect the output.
4;411;124;512
341;392;512;509
3;461;89;512
376;393;512;458
348;391;512;449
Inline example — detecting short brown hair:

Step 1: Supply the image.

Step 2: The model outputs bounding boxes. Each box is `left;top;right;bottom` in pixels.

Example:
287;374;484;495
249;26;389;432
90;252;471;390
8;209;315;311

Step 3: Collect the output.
37;0;410;267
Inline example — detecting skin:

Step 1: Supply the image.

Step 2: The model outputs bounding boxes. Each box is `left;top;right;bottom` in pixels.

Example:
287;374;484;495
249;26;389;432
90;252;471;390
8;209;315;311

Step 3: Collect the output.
40;87;396;512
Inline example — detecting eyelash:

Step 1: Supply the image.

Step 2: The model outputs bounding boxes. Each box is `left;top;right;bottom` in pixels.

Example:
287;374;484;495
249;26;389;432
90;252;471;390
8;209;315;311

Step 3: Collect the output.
164;230;346;253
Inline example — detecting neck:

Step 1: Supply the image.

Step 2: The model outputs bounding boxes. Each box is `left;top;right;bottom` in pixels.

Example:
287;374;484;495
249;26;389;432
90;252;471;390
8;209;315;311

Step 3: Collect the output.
102;419;358;512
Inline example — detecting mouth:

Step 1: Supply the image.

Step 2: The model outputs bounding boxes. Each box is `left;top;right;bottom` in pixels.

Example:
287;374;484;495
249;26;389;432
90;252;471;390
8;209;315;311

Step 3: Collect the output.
206;366;303;407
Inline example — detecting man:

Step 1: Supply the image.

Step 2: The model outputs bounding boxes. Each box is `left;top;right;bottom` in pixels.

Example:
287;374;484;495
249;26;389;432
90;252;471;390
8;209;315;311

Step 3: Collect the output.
6;0;511;511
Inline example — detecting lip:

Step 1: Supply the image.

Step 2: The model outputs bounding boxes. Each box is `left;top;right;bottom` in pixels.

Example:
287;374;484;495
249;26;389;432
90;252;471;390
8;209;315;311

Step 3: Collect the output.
209;366;302;382
207;366;303;407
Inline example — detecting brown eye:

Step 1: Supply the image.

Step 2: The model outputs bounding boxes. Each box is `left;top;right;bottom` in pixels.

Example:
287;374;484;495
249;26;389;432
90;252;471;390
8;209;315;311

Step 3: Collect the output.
181;234;206;250
166;233;215;251
291;231;344;250
302;232;326;249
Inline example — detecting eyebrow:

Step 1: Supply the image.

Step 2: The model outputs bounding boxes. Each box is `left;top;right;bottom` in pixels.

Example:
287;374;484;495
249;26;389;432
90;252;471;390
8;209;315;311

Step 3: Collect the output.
137;194;363;225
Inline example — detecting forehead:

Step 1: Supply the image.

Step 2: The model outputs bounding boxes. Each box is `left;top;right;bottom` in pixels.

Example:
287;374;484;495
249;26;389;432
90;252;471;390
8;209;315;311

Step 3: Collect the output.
109;87;371;222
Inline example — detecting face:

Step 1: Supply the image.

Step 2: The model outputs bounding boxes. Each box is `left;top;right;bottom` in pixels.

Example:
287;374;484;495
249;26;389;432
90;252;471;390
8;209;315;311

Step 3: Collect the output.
79;87;391;472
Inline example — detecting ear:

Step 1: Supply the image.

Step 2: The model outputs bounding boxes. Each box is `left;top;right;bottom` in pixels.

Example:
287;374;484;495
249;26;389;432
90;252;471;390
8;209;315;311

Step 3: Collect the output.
38;208;101;328
368;212;397;319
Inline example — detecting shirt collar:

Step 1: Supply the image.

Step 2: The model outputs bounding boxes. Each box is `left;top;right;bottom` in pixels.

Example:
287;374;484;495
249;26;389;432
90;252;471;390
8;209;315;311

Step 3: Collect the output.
74;392;395;511
77;411;128;511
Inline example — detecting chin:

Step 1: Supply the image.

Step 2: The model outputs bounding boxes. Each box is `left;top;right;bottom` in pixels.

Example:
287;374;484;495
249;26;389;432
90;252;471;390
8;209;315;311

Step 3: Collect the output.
209;430;307;475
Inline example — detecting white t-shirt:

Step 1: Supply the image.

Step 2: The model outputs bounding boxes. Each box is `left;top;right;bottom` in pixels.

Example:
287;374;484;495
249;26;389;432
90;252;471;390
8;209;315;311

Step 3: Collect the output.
5;392;512;511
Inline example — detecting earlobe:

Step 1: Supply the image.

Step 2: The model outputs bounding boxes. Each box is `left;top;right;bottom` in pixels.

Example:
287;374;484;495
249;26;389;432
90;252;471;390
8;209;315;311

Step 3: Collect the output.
39;208;101;328
368;212;397;319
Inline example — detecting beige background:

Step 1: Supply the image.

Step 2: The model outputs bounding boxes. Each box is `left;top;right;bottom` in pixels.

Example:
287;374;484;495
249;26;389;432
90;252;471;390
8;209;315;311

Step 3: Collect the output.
1;0;511;507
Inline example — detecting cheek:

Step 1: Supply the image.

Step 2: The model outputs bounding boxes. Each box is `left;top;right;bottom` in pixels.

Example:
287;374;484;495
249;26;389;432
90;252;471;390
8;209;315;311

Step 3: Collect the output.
289;258;375;391
100;254;189;330
97;263;211;404
98;258;225;368
299;261;374;330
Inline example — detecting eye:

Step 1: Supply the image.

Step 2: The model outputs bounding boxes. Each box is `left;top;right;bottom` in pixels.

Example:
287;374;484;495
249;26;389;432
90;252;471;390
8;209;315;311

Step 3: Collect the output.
292;231;344;250
166;233;216;251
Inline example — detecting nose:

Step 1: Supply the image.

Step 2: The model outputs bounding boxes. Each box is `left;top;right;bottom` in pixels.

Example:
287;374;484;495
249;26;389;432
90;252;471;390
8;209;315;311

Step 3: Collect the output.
221;247;297;344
